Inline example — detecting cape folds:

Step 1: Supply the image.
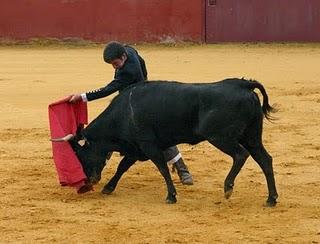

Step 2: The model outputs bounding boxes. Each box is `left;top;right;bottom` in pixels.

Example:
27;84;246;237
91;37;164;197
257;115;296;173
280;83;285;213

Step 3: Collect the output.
48;96;92;193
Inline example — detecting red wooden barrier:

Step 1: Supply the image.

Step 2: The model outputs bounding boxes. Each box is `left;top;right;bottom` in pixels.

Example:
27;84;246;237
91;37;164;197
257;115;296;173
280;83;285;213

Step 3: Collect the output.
1;0;320;43
205;0;320;42
0;0;204;43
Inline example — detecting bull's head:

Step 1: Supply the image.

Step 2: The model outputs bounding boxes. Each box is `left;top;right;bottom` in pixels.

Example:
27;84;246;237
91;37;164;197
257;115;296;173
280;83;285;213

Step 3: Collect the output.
51;134;110;184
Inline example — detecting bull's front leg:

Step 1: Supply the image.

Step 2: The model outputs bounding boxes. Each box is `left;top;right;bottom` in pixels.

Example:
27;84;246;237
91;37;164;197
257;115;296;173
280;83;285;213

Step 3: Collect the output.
140;142;177;204
102;156;136;195
154;160;177;204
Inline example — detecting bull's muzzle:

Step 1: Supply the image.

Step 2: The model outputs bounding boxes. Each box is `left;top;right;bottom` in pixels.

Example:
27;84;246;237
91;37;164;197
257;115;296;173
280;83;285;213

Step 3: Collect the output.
50;134;74;142
89;176;100;185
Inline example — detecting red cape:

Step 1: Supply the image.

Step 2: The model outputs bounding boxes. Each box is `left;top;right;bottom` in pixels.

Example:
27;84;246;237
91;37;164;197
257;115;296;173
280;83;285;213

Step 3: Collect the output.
48;96;93;193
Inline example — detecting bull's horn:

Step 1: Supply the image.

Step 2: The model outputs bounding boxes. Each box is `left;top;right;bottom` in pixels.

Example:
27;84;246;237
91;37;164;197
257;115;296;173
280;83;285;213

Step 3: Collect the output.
50;134;74;142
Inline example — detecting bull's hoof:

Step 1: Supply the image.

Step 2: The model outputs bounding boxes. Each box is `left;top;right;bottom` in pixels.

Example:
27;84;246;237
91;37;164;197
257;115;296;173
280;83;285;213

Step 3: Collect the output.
224;189;233;199
77;183;93;194
265;197;277;207
166;195;177;204
101;185;115;195
224;183;234;199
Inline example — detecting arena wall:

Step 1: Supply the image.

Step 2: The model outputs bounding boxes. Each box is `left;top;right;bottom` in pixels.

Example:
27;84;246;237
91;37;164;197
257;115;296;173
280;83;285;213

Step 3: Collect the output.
0;0;204;43
1;0;319;43
205;0;320;42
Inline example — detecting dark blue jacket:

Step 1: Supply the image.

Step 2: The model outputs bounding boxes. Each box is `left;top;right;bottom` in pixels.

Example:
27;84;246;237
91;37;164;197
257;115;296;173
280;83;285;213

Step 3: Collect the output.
86;46;147;101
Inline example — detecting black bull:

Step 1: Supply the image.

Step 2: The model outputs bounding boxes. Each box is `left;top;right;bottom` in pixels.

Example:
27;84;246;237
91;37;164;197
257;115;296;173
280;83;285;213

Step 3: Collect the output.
52;78;278;206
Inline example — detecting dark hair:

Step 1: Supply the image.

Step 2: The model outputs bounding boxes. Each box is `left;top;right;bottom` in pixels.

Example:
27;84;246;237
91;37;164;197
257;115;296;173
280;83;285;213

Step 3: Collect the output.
103;41;127;63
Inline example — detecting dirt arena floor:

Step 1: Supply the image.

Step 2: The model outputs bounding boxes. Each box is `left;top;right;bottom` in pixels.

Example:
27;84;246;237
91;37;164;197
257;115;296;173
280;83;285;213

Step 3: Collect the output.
1;43;319;243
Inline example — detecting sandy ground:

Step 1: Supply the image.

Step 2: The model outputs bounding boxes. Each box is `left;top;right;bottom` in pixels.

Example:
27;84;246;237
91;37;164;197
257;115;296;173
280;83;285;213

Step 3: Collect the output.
0;43;319;243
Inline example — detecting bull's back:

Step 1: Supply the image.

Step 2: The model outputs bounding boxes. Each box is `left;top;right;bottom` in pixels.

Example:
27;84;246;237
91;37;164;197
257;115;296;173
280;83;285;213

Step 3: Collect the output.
128;82;202;143
107;79;261;146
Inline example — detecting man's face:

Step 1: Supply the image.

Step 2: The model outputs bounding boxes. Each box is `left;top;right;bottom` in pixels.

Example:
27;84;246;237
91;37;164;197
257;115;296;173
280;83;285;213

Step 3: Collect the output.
110;54;127;69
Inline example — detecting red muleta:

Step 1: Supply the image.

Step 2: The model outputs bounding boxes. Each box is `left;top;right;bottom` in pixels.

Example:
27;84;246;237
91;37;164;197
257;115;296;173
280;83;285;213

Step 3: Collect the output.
48;96;93;193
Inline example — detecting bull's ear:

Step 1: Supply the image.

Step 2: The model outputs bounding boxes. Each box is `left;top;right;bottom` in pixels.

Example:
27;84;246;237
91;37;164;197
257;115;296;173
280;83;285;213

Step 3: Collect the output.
69;140;83;152
78;139;86;146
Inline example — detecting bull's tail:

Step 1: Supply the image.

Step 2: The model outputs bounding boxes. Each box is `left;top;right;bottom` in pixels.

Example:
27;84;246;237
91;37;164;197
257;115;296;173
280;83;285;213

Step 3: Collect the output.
245;79;276;121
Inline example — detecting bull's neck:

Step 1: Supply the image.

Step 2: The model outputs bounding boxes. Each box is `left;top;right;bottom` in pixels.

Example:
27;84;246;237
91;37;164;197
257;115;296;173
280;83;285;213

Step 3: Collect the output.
83;109;117;140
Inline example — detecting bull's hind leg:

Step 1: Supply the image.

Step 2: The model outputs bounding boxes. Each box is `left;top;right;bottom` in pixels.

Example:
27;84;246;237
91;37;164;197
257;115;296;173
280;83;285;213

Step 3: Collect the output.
140;142;177;204
208;139;250;200
224;146;250;199
243;143;278;207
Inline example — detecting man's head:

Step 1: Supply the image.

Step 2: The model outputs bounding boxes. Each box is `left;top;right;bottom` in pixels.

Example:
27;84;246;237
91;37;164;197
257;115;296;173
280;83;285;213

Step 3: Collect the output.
103;41;127;69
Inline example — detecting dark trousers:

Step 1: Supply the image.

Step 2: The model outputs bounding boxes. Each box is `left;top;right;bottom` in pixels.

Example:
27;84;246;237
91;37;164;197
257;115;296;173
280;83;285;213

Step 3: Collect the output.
163;146;181;164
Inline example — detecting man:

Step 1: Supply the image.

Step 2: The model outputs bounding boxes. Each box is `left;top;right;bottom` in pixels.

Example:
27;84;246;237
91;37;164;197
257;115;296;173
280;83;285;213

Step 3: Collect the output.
70;41;193;185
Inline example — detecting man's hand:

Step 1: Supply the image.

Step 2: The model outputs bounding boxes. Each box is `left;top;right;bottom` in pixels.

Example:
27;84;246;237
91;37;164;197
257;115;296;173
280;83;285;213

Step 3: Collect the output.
69;94;82;103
